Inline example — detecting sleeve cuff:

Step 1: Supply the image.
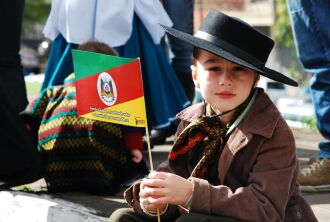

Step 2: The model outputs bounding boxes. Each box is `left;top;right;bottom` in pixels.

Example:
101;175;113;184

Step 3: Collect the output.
140;202;169;217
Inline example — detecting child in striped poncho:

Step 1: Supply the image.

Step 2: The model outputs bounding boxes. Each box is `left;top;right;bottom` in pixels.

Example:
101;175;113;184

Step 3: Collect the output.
22;41;148;195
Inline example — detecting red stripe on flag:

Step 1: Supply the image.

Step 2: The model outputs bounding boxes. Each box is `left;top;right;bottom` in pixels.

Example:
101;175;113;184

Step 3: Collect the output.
75;60;144;115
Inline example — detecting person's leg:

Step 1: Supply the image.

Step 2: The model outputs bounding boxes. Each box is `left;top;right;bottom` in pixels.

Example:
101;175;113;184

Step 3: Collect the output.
287;0;330;191
0;83;43;187
163;0;195;102
0;0;43;188
109;208;153;222
175;213;240;222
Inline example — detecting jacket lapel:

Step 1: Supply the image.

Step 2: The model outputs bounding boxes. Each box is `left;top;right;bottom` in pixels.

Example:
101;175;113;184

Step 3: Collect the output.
219;128;251;183
219;90;281;183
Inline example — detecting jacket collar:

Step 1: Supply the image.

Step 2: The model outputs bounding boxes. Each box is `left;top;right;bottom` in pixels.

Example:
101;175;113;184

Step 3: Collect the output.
176;88;280;139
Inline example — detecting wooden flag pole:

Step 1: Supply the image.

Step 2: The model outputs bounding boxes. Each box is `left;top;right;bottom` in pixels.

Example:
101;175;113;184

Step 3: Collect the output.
145;126;161;222
145;128;154;171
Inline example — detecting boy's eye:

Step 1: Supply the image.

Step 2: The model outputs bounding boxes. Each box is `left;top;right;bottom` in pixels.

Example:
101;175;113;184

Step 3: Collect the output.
233;66;246;72
209;67;221;72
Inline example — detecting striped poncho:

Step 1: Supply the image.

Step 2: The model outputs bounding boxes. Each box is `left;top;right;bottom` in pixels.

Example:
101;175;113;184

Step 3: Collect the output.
24;74;130;194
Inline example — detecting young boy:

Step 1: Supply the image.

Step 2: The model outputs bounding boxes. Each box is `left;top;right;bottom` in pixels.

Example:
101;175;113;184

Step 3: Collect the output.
109;10;316;221
22;40;148;195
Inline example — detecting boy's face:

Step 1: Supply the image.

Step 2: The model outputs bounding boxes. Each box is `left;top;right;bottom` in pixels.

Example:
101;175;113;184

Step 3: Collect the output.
192;50;258;115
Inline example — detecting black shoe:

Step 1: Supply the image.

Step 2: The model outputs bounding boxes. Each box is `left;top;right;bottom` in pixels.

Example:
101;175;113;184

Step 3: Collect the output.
0;161;44;189
0;181;9;190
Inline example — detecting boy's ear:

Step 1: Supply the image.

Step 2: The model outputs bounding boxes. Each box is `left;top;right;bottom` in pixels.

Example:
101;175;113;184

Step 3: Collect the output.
254;74;260;88
191;65;200;88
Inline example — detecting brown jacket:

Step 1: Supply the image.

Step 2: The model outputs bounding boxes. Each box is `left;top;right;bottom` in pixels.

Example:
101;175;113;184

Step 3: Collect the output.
124;90;317;222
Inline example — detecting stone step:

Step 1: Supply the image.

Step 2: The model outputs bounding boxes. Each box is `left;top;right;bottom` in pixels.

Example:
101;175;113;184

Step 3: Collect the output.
0;191;109;222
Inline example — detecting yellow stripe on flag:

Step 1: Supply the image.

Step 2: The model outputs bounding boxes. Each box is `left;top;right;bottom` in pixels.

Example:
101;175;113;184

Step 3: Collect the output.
81;97;147;127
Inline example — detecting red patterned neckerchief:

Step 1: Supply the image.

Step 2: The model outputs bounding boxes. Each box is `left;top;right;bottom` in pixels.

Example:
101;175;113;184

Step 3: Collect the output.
169;99;250;181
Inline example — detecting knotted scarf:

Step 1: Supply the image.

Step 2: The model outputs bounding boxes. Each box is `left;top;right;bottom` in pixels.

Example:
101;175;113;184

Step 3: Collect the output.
169;90;256;183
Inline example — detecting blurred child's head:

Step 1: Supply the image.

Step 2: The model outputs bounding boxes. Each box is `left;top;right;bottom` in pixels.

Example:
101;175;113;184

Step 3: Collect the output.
78;40;118;56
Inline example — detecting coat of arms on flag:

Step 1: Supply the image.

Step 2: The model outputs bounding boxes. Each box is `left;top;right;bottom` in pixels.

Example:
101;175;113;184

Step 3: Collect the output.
72;50;147;127
98;72;117;106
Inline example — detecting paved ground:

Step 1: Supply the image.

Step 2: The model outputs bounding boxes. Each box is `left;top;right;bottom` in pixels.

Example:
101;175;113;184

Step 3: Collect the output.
1;128;329;221
291;128;330;221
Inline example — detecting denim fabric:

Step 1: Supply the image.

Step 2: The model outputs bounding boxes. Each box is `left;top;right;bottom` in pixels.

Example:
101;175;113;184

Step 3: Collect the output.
163;0;194;73
287;0;330;158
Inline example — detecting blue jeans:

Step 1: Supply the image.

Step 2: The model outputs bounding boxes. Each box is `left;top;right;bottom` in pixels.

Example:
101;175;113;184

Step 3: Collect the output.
163;0;194;74
287;0;330;158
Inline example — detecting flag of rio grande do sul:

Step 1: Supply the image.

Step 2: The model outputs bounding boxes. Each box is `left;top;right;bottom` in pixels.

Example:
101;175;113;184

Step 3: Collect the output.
72;50;147;127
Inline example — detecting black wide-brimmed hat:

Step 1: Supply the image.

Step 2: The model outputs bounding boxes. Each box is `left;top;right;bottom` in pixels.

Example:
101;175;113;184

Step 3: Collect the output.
161;9;298;87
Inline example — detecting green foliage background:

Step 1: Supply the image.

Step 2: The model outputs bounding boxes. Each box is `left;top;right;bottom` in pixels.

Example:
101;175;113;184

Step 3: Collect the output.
274;0;295;48
274;0;310;86
23;0;51;28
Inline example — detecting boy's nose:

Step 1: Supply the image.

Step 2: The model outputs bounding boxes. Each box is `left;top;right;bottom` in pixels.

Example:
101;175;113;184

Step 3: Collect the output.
219;71;232;86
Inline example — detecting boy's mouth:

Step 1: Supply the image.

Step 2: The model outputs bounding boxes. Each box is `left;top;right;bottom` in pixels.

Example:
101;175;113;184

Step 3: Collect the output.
216;92;235;99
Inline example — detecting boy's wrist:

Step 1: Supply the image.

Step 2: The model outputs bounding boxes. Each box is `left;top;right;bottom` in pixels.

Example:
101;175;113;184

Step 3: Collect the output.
181;193;193;209
140;201;168;216
180;178;194;209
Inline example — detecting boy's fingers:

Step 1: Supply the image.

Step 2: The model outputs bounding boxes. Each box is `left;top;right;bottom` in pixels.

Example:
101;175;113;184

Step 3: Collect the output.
148;171;169;179
140;186;165;197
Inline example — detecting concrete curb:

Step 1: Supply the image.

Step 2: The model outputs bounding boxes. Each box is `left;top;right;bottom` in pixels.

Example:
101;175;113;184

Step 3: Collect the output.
0;191;107;222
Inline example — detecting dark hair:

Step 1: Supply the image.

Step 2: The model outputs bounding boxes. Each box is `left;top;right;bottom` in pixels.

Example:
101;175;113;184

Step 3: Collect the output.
78;40;118;56
192;47;201;65
193;47;200;59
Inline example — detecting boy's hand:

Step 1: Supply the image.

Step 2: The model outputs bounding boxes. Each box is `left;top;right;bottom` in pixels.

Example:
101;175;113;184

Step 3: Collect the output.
139;172;193;210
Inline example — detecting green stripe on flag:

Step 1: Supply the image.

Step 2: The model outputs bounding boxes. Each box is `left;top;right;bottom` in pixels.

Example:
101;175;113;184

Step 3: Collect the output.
72;50;136;80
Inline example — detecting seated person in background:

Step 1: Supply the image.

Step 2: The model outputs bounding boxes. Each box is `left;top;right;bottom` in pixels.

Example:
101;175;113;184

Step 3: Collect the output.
22;41;148;195
109;10;316;221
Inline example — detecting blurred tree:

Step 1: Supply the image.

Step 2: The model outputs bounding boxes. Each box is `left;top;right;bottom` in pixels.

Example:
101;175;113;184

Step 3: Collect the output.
274;0;309;85
274;0;294;48
23;0;51;28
